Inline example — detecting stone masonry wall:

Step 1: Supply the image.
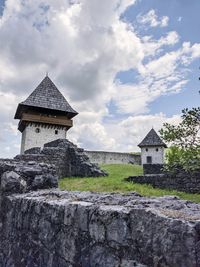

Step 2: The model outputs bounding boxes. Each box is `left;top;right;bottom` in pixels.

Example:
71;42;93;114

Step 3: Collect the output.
0;159;58;194
143;164;164;175
85;151;141;165
126;171;200;194
0;158;200;266
1;190;200;267
141;147;164;165
21;123;67;154
15;139;107;178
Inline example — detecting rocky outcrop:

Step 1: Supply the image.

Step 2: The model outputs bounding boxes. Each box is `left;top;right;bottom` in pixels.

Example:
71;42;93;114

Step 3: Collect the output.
15;139;107;178
126;171;200;194
0;159;58;194
1;190;200;267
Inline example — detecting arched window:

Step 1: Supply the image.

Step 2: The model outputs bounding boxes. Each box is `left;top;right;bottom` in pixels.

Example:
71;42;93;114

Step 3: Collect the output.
156;148;159;152
55;130;58;135
146;148;148;152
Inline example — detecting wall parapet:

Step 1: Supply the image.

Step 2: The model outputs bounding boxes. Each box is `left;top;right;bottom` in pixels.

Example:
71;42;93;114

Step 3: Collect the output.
126;171;200;193
85;150;141;165
0;190;200;267
143;164;164;174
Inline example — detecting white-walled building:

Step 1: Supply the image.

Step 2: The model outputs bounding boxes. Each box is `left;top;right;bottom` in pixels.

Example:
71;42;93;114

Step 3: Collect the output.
138;128;167;165
14;76;78;154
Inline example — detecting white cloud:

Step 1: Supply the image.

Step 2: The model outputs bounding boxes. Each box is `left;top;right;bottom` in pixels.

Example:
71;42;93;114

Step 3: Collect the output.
141;31;179;59
69;113;181;152
137;9;169;28
178;17;182;22
118;113;181;151
112;41;200;115
5;122;18;136
69;121;116;151
0;0;199;157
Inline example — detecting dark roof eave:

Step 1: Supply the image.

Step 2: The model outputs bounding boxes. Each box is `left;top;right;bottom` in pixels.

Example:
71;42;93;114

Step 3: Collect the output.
138;144;167;148
14;103;78;120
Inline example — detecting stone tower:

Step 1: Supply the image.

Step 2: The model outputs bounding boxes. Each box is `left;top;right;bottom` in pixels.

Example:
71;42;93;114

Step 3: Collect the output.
138;128;167;165
14;76;78;154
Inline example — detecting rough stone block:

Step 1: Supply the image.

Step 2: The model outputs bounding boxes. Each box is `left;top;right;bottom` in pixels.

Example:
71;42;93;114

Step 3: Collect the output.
15;139;107;178
126;171;200;193
1;171;26;194
0;159;58;194
143;164;164;174
0;191;200;266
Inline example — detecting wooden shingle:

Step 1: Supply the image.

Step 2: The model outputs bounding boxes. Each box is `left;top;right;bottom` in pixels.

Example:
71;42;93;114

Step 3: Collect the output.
14;76;78;119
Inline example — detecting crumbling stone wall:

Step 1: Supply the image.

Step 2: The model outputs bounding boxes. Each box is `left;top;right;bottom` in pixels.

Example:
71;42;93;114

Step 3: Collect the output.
0;157;200;266
143;164;164;175
1;190;200;267
14;139;107;178
126;171;200;193
0;159;58;193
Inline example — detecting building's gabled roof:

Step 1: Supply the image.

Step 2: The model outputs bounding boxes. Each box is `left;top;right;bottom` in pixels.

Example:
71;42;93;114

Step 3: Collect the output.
138;128;167;148
14;76;78;119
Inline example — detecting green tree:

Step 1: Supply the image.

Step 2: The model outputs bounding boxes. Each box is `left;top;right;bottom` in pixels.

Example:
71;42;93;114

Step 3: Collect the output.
160;107;200;173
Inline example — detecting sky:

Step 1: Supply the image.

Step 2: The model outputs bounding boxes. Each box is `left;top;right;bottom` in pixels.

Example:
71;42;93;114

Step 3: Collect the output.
0;0;199;158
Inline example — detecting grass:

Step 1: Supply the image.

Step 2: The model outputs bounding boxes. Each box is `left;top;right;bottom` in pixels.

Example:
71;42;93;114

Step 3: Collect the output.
59;164;200;203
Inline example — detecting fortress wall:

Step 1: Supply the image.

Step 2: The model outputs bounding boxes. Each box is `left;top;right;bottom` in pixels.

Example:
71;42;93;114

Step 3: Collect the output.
85;151;141;165
127;171;200;194
14;139;107;178
0;157;200;267
0;190;200;267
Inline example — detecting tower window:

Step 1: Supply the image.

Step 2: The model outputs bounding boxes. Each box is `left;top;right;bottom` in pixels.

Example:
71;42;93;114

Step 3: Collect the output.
35;128;40;133
55;130;58;135
146;148;148;152
147;156;152;164
156;148;159;152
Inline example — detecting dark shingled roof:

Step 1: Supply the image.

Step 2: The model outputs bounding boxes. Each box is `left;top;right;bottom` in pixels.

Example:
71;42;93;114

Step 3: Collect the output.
14;76;78;119
138;128;167;148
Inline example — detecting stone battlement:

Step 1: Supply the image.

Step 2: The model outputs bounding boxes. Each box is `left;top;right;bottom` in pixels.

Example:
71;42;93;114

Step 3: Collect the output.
1;190;200;266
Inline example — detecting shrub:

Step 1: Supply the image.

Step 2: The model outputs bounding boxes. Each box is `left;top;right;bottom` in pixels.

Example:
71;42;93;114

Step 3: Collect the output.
160;107;200;173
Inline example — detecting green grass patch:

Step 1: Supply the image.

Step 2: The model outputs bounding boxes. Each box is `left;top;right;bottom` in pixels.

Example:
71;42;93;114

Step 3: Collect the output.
59;164;200;203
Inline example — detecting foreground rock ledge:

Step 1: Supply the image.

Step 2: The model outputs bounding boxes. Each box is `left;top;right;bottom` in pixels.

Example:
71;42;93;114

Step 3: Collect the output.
1;190;200;267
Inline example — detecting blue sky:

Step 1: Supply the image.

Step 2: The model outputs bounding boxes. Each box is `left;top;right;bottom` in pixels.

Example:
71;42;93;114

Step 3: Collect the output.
0;0;199;157
0;0;4;14
123;0;200;116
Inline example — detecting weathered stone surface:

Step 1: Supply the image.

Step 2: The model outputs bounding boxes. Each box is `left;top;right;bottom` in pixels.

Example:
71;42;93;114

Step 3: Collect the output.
15;139;107;178
1;171;26;194
0;159;58;194
143;163;164;174
24;147;41;154
126;171;200;193
1;190;200;267
31;174;58;190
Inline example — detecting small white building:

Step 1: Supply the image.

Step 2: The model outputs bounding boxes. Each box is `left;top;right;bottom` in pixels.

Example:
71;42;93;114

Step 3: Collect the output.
14;76;78;154
138;128;167;165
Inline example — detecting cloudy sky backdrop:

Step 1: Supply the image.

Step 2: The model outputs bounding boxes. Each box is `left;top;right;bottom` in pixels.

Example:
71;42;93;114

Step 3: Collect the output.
0;0;200;157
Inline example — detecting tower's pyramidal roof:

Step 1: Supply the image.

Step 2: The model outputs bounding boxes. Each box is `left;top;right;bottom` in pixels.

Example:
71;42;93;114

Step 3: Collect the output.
138;128;167;148
15;76;78;119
